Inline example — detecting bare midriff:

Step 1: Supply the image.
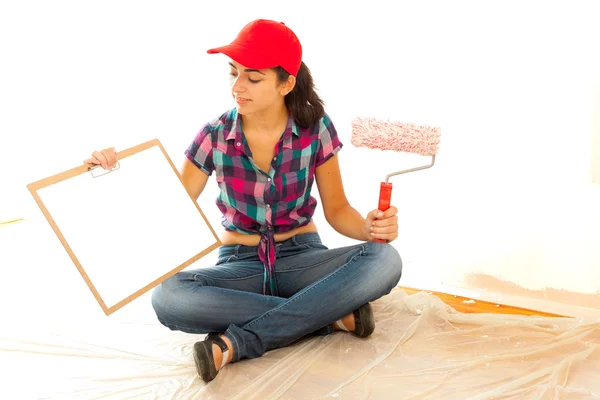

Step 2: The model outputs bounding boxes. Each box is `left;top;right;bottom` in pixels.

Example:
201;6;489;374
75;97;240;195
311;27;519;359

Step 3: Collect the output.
219;220;319;246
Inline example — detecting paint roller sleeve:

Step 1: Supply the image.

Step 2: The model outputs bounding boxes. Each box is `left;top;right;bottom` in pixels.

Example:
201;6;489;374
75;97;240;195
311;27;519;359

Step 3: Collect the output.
350;116;440;156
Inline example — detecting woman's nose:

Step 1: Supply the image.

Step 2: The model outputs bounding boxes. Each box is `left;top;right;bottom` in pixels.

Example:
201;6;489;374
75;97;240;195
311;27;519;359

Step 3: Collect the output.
231;76;246;92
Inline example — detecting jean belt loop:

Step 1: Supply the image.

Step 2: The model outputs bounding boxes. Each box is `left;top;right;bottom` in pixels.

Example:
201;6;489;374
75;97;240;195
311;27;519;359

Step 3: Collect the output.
290;235;299;247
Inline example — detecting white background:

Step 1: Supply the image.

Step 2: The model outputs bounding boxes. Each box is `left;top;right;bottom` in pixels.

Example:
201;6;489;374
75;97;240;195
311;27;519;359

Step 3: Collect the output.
1;0;600;304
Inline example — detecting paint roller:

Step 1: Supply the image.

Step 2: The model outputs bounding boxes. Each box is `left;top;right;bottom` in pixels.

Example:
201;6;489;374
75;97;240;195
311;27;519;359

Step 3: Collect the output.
350;116;441;243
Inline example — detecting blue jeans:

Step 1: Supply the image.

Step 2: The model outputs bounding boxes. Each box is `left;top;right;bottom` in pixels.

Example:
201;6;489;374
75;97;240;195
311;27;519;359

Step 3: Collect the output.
151;232;402;362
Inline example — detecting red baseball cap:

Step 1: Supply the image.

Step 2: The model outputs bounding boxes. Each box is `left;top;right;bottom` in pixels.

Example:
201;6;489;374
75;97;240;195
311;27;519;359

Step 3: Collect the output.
206;19;302;76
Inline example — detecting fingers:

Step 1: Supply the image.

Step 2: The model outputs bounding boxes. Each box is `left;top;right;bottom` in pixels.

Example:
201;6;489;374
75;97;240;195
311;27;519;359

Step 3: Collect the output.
372;215;398;229
370;216;397;233
83;156;101;165
85;147;117;170
103;147;117;168
369;206;399;242
91;151;108;169
368;206;397;220
378;206;397;219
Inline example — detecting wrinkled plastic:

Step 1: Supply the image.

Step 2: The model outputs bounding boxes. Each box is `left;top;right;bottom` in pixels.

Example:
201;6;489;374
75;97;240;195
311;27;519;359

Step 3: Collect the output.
2;288;600;399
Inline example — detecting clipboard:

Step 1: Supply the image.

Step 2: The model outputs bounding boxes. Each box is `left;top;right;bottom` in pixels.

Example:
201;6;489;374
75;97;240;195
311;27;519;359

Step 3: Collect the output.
26;139;222;316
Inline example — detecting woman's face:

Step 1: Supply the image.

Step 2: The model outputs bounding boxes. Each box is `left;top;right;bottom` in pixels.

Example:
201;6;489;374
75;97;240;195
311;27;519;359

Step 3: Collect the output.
228;60;292;115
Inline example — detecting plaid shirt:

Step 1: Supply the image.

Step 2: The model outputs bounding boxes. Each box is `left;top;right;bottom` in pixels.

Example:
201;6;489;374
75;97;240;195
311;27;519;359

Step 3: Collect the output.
185;108;343;295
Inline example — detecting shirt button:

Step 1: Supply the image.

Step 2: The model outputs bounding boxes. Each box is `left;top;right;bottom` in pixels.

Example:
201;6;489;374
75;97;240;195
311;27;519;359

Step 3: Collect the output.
266;204;270;208
236;142;241;147
267;177;271;182
273;156;277;161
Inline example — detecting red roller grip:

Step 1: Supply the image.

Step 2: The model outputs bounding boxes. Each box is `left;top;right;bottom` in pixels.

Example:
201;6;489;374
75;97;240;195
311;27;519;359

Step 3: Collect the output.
375;182;393;243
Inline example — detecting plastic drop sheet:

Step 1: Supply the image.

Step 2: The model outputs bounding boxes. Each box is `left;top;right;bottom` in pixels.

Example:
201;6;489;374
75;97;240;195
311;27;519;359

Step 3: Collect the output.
2;288;600;399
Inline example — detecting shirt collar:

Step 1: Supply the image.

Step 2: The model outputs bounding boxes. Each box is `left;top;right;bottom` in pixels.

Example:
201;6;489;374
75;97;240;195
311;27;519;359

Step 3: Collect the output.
225;108;241;143
225;108;299;150
282;112;300;149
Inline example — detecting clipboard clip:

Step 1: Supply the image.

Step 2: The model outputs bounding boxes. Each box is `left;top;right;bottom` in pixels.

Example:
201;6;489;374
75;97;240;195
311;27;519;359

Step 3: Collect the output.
88;162;121;178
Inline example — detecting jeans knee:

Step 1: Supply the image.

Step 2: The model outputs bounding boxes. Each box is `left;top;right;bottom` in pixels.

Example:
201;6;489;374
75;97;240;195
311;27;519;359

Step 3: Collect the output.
364;241;403;288
150;273;190;324
150;272;216;334
150;281;171;324
150;283;165;316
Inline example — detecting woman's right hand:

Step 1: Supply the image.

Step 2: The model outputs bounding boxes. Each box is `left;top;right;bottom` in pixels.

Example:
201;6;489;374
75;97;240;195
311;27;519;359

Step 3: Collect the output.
83;147;118;170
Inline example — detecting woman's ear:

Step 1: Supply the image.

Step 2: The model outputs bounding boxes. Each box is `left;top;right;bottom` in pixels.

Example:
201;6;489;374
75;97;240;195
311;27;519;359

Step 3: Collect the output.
279;75;296;96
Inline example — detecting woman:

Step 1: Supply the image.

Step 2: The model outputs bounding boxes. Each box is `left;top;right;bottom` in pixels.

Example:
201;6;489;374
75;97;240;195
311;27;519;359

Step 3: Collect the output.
86;19;402;383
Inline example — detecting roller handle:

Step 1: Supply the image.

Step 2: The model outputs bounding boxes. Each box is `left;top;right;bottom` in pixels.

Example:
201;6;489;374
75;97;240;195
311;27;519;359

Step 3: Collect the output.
375;182;393;243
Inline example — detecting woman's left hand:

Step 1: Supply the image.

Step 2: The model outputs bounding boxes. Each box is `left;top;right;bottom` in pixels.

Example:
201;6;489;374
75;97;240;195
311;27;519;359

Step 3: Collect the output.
364;206;399;243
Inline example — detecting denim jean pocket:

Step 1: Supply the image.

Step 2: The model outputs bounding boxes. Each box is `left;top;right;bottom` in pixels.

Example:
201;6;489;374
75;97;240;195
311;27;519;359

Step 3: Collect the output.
216;244;238;265
217;244;262;265
216;254;237;265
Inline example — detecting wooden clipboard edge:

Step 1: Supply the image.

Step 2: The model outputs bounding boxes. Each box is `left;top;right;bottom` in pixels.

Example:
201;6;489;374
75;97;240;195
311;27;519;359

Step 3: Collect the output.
26;184;109;313
105;240;222;315
26;139;173;191
26;138;223;316
153;139;222;248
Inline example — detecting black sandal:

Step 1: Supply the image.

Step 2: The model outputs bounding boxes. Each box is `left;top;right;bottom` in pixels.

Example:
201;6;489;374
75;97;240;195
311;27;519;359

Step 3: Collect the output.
204;332;220;341
193;334;229;382
353;303;375;337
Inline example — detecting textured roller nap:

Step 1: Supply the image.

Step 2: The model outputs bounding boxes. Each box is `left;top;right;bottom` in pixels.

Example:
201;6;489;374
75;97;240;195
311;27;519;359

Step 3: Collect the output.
350;116;441;156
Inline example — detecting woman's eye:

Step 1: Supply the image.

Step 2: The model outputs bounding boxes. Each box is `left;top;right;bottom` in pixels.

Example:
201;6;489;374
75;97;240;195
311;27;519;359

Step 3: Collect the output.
229;72;259;84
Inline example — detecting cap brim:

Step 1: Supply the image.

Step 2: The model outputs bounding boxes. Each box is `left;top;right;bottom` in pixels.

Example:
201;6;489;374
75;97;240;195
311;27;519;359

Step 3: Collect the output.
206;44;278;70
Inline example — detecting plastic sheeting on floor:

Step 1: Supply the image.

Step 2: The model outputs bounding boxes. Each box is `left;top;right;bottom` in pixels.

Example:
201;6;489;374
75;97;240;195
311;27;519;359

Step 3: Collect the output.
2;221;600;399
3;286;600;399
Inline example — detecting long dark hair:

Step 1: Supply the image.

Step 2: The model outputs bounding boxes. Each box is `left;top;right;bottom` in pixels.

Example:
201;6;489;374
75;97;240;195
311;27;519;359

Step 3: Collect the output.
273;62;324;128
